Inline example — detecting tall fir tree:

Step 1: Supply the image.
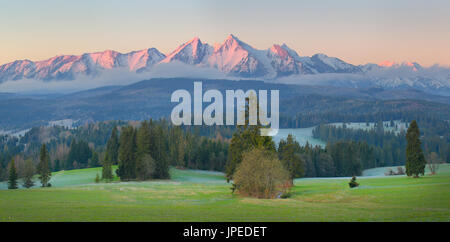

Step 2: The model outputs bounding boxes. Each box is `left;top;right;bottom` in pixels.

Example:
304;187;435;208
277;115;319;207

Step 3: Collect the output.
151;124;170;179
89;151;99;167
22;159;35;188
106;126;119;164
102;152;113;181
278;134;305;182
169;126;185;168
102;126;119;180
117;126;137;180
37;144;51;187
145;120;170;179
405;120;426;178
8;159;18;189
137;121;152;156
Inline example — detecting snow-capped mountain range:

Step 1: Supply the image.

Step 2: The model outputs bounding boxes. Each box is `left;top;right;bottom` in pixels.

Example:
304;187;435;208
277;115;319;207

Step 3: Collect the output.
1;34;449;94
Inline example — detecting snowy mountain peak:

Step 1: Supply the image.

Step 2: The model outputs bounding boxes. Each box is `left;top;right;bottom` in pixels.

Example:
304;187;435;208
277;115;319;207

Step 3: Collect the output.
89;50;121;69
220;34;247;51
379;60;396;67
309;53;361;73
266;44;303;76
378;60;421;71
126;48;166;72
161;37;211;65
279;44;302;60
269;44;290;59
207;34;274;77
226;33;239;41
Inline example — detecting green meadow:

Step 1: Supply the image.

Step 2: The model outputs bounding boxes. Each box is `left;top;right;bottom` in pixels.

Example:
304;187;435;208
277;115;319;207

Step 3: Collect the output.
0;165;449;222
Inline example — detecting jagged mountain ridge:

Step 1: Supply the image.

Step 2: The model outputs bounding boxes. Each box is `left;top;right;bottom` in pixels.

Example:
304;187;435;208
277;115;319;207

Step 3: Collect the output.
0;48;166;81
0;34;373;82
1;34;448;95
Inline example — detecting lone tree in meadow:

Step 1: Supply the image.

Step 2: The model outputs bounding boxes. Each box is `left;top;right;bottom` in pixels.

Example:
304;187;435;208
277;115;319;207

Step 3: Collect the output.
8;159;18;189
233;148;290;199
405;120;426;178
37;144;52;187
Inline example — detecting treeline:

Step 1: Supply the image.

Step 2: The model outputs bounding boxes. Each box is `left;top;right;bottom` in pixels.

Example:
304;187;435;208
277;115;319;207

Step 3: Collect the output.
105;120;229;181
0;120;229;182
0;135;24;180
225;122;373;180
281;119;446;177
0;122;124;180
278;136;376;177
313;121;450;166
281;108;450;131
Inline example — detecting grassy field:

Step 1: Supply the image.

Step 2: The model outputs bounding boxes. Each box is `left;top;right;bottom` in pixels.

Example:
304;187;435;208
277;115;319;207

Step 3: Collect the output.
0;165;449;221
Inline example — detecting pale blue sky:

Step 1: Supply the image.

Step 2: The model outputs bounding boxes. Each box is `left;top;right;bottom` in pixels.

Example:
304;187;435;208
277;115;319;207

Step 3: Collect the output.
1;0;449;66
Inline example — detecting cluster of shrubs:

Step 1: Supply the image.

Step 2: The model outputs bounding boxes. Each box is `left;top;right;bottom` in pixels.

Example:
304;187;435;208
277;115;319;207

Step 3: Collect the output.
385;167;405;176
232;148;291;199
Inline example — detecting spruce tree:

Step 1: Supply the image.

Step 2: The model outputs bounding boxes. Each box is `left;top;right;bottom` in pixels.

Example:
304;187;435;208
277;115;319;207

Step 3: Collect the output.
22;159;35;188
137;121;151;155
102;152;113;181
117;126;137;180
278;134;305;183
405;120;426;178
37;144;51;187
106;126;119;164
8;159;18;189
152;125;170;179
169;126;185;168
102;126;119;180
90;151;99;167
136;121;158;180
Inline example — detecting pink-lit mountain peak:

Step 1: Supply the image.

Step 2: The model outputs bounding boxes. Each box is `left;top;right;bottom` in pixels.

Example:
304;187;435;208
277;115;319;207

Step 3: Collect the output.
161;36;211;65
211;34;253;63
270;44;290;59
225;33;239;42
379;60;415;67
218;34;253;52
126;48;166;71
378;60;421;71
173;37;202;54
89;50;121;69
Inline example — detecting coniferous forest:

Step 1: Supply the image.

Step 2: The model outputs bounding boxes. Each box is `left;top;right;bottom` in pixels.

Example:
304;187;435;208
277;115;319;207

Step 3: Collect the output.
1;115;448;182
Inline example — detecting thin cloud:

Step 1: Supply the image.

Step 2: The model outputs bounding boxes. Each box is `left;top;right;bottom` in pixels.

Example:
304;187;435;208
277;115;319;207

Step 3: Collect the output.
0;62;232;94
